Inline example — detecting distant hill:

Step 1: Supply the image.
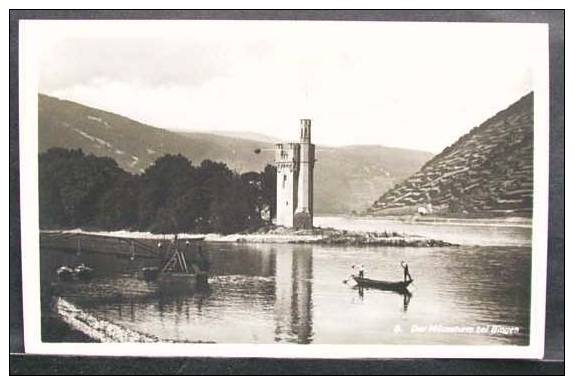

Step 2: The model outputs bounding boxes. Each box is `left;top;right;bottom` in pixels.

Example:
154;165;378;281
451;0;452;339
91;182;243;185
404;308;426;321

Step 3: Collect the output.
367;92;534;217
38;94;433;214
209;130;281;144
38;94;267;174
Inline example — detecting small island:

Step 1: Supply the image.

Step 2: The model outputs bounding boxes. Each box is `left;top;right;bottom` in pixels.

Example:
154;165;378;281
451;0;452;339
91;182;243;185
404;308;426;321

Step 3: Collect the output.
218;225;454;247
39;138;455;250
42;225;455;250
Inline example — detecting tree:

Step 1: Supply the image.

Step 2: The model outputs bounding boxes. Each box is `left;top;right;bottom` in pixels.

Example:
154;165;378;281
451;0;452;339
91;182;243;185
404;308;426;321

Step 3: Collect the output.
240;164;277;224
38;148;275;234
260;164;277;221
94;174;140;229
209;176;258;234
38;148;126;228
138;154;195;230
192;159;234;230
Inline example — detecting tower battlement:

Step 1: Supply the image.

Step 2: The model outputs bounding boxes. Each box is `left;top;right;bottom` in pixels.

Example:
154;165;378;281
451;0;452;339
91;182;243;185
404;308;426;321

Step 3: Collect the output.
300;119;312;143
275;143;300;160
274;120;315;229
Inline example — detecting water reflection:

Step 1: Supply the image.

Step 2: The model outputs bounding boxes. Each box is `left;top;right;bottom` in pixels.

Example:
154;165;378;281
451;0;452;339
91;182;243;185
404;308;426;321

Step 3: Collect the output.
355;286;412;312
316;217;532;247
403;291;412;312
41;226;531;345
274;247;313;343
155;287;211;320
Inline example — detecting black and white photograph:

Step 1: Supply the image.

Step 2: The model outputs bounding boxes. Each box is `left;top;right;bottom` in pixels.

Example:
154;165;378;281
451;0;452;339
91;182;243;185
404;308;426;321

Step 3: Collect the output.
14;13;557;360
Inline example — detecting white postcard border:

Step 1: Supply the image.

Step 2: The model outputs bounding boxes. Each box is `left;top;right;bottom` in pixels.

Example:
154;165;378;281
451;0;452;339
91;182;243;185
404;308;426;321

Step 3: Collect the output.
19;19;550;359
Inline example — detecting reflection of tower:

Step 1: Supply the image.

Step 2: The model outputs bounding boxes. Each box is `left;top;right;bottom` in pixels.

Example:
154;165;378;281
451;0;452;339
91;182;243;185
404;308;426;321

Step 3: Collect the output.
273;248;313;343
274;250;293;339
275;119;315;229
291;248;313;343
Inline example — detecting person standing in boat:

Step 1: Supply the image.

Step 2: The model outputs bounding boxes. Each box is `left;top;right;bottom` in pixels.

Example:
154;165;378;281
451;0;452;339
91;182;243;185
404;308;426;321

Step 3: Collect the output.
358;264;366;279
400;261;413;282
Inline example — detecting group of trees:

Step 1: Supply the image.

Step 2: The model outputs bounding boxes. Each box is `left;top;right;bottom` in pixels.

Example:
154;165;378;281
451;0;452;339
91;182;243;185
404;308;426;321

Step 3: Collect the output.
39;148;276;234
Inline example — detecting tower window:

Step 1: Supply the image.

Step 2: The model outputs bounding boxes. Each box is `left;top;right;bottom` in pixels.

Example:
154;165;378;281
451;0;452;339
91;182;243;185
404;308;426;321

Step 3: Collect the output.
282;174;287;189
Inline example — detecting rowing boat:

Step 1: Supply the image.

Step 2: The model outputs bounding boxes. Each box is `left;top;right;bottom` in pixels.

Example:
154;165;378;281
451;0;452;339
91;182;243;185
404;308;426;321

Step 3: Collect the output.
352;276;413;292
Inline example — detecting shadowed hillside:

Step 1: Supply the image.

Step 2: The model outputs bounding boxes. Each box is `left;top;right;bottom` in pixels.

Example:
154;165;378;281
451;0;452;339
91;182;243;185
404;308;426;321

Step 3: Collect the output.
38;94;267;174
368;92;534;217
38;94;433;214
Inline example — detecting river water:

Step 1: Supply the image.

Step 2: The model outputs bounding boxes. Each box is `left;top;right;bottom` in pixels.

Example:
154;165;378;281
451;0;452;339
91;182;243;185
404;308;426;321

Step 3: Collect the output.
41;217;532;345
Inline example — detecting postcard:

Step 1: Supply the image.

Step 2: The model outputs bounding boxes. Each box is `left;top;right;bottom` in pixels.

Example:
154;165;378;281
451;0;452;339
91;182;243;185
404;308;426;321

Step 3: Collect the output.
17;16;550;359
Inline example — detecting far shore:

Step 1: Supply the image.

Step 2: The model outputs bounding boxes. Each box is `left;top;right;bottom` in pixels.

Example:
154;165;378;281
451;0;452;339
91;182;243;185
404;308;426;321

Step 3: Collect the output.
327;214;532;228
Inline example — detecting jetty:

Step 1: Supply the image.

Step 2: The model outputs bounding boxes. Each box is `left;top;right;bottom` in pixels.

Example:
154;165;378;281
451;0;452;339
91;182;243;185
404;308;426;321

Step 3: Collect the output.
41;231;162;259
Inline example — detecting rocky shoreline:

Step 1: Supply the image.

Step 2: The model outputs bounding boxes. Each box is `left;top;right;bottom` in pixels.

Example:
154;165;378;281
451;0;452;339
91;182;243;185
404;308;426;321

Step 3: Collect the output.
54;298;214;343
237;226;455;247
56;298;159;343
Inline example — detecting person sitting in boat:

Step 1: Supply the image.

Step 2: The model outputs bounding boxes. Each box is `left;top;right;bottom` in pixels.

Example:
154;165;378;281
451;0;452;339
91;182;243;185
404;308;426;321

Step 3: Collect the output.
343;265;357;283
400;261;413;282
343;265;359;284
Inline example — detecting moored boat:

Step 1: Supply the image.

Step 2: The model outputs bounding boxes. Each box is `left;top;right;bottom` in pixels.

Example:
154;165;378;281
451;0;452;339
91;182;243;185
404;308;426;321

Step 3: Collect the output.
56;266;75;282
352;276;413;292
74;264;94;281
150;237;210;289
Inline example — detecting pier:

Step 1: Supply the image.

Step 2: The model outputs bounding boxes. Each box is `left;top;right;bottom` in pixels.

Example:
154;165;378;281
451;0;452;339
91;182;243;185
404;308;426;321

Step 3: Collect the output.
41;231;169;259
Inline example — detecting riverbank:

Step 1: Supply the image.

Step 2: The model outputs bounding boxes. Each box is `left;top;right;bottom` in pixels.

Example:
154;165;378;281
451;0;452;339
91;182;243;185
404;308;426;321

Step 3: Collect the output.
55;297;158;342
49;297;215;343
42;307;98;343
42;225;456;247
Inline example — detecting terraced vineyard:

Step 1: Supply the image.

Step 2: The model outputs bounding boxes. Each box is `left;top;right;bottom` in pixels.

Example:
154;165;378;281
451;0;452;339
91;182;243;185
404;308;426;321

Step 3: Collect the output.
368;92;534;217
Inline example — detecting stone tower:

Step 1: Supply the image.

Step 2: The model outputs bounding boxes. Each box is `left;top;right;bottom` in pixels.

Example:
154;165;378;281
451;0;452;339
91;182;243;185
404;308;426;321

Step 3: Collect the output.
275;119;315;229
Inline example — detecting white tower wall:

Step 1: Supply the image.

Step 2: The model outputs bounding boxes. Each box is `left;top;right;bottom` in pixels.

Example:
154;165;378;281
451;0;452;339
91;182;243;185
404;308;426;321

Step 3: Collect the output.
294;119;315;229
275;143;299;227
274;119;315;229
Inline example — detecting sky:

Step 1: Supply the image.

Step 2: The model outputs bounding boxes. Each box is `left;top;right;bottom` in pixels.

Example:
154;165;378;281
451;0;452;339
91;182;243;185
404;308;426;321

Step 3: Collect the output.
36;20;543;153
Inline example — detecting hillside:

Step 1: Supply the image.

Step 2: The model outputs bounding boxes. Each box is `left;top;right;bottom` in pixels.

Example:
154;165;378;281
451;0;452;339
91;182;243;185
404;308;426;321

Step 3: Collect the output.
367;92;534;217
38;94;433;214
38;95;267;174
209;131;281;144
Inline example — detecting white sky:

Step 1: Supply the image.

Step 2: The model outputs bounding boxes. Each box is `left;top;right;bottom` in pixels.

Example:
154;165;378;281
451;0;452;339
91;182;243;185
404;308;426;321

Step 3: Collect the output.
36;20;543;153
